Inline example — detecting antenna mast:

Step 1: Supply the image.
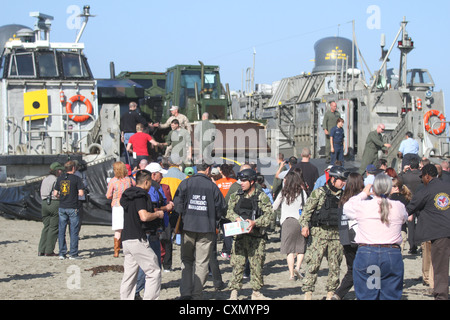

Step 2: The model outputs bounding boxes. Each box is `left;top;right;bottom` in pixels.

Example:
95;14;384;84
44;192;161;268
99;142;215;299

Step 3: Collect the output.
75;5;96;44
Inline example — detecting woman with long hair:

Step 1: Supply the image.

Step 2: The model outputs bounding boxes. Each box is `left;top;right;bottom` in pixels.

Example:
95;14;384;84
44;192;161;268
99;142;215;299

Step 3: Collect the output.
332;172;364;300
273;171;308;280
344;174;408;299
106;161;135;257
390;176;412;252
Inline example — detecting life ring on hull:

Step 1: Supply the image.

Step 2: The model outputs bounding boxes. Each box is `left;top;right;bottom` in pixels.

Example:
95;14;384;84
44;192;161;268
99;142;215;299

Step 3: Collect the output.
424;109;446;135
66;94;93;122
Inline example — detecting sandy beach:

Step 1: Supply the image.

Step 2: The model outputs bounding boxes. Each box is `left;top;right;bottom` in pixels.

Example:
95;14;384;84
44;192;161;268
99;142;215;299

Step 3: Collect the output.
0;215;435;301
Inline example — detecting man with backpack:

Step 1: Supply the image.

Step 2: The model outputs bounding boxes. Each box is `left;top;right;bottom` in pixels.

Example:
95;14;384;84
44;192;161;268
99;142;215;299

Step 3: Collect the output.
300;166;349;300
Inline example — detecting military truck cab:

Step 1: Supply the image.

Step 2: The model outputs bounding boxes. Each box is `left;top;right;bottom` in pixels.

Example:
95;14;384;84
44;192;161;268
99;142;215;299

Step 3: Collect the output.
164;63;229;122
116;71;166;123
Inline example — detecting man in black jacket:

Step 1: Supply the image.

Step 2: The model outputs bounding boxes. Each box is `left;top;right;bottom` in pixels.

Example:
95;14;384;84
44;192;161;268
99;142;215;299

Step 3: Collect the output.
119;170;164;300
173;162;227;299
406;164;450;300
399;157;422;254
120;102;149;146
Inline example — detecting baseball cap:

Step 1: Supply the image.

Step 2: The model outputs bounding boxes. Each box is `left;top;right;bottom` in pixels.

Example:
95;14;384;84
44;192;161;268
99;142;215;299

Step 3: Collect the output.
184;167;194;176
169;105;179;111
211;167;220;175
50;162;65;171
145;162;168;175
366;164;377;174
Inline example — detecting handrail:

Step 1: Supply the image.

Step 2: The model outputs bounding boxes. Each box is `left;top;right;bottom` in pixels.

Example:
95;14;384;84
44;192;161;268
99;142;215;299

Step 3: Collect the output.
20;112;96;155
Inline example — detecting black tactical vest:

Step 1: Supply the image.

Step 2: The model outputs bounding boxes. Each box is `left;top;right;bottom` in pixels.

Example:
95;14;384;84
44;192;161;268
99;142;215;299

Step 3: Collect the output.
233;189;262;221
311;186;340;227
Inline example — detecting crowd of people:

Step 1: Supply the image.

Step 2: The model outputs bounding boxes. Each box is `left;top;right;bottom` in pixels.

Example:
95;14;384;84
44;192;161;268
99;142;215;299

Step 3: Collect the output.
36;101;449;301
113;154;448;300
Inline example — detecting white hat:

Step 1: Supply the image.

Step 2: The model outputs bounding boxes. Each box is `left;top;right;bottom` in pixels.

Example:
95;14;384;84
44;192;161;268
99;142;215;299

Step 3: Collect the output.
211;167;220;175
145;162;168;175
169;105;179;111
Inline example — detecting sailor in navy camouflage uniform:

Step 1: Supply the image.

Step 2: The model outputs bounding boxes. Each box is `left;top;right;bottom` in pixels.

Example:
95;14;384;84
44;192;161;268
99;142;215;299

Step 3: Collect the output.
300;166;348;300
226;169;273;300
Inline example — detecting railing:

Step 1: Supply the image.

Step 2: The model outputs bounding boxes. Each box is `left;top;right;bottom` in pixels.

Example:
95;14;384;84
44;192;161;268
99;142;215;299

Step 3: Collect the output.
17;112;96;155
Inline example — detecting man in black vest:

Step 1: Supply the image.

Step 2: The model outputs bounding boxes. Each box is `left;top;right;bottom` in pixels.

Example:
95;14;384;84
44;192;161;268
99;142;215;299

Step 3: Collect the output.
300;166;348;300
226;169;274;300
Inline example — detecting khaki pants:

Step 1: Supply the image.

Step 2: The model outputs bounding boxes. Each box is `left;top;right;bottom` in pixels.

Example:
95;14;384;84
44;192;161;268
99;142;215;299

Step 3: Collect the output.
120;239;161;300
180;231;214;299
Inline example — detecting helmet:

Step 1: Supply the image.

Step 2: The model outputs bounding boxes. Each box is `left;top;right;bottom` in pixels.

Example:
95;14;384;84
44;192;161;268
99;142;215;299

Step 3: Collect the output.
237;169;257;182
328;166;349;180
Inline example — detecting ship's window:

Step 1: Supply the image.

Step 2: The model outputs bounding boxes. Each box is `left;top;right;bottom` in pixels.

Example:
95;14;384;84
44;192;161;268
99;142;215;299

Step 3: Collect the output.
406;69;434;87
61;53;90;78
37;52;58;78
9;52;35;77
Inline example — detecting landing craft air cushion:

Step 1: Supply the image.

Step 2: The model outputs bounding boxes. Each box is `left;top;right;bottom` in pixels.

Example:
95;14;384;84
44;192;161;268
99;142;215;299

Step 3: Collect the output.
233;18;449;171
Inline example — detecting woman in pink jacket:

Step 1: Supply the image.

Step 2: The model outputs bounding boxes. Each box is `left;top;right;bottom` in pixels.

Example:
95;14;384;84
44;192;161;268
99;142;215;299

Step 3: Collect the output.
343;173;408;300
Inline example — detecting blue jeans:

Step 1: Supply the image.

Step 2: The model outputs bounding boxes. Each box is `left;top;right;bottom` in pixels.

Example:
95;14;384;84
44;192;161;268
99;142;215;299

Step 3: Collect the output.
136;234;161;296
331;144;344;165
58;208;80;257
353;246;404;300
123;132;134;147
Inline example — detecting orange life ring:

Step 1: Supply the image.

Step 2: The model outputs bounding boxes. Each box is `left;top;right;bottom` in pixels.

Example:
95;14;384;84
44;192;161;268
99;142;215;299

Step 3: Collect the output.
66;94;93;122
424;109;446;135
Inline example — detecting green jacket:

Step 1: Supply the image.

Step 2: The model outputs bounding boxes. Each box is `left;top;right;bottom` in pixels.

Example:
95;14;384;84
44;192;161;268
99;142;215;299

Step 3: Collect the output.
322;110;341;132
362;130;386;158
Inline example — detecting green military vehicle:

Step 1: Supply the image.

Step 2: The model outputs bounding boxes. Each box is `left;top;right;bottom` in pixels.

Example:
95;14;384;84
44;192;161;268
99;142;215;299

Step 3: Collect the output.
116;71;166;124
118;62;269;159
164;62;231;121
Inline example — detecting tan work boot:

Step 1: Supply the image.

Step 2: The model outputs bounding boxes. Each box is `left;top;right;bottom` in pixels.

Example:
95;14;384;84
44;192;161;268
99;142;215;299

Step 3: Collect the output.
304;291;313;300
229;289;238;300
251;291;271;300
326;291;335;300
